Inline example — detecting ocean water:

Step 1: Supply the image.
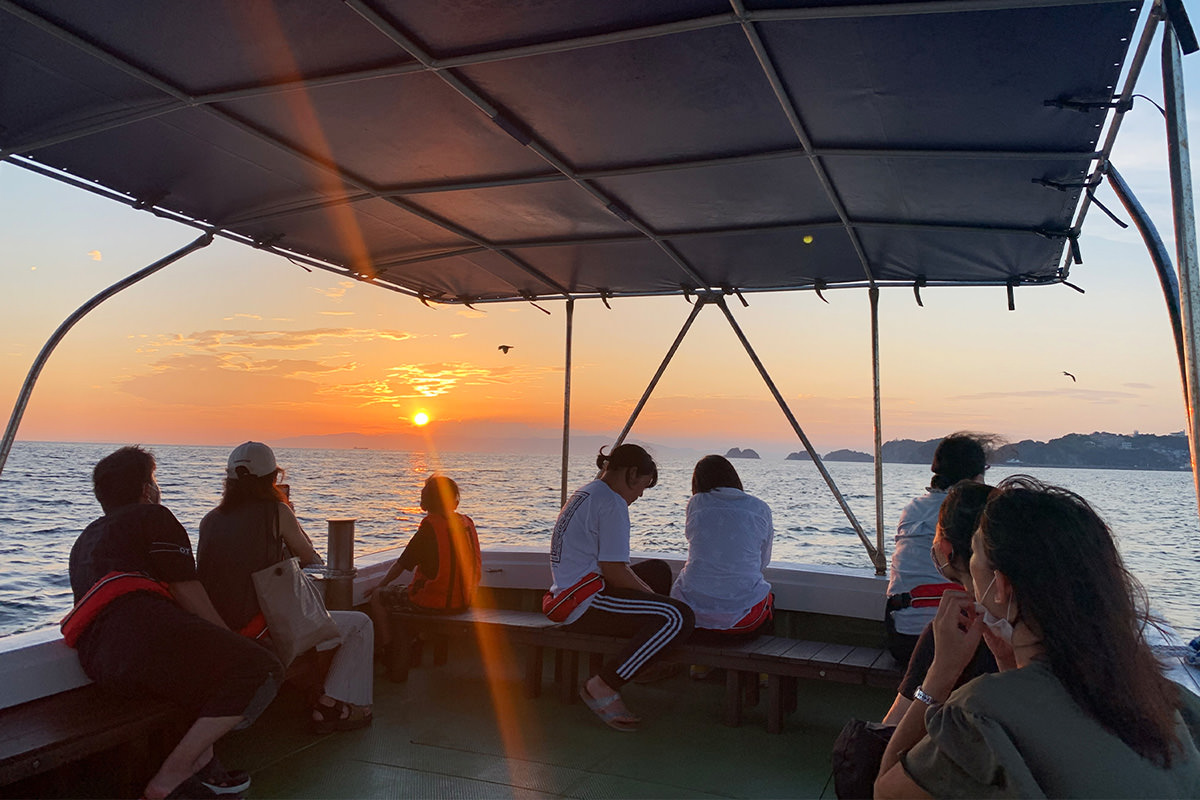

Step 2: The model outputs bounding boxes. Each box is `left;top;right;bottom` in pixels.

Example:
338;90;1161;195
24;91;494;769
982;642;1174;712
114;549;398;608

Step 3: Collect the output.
2;441;1197;641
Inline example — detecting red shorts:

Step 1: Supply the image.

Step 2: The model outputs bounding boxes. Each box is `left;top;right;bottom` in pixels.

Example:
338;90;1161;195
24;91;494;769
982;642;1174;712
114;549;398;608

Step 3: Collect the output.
699;592;774;634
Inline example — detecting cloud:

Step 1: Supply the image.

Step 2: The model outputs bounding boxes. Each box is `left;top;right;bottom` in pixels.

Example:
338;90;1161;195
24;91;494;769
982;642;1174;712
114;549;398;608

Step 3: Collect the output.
140;328;415;354
319;311;356;316
450;333;469;339
314;280;355;299
1123;382;1154;389
88;250;102;261
118;354;324;406
222;313;263;321
333;361;555;404
949;388;1138;403
456;307;487;319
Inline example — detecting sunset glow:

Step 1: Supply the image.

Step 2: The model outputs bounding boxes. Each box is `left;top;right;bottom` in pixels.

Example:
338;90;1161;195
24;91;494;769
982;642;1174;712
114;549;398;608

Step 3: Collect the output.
413;412;430;427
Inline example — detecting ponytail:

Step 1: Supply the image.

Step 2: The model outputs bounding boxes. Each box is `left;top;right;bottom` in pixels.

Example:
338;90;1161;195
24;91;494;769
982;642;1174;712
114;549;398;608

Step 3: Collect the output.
597;444;658;488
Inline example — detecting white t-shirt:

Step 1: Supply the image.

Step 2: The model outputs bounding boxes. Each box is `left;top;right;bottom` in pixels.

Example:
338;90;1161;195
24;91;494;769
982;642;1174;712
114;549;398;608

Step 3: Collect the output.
670;487;774;630
886;489;947;635
548;479;630;623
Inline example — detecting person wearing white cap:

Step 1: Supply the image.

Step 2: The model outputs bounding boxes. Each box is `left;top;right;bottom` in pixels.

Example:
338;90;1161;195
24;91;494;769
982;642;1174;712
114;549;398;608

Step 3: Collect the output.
197;442;374;733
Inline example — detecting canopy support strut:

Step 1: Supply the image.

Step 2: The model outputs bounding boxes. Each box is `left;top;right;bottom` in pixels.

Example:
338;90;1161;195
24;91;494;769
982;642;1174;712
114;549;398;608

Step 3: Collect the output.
870;287;886;575
0;232;215;480
611;298;707;450
1105;164;1189;413
1163;23;1200;516
609;295;879;569
713;296;881;570
560;299;575;507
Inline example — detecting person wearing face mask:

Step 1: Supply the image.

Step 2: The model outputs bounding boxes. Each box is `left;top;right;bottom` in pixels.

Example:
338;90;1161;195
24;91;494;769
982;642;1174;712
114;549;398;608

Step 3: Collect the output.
831;481;998;799
884;433;999;665
543;444;695;731
876;476;1200;798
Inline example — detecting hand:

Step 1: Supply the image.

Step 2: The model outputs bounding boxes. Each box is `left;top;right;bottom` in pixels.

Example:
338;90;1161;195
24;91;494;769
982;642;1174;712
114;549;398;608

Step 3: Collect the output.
980;624;1018;671
924;590;983;698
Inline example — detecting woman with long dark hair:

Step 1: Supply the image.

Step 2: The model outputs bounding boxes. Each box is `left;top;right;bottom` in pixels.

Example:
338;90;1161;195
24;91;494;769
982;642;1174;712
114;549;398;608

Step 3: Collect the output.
876;477;1200;797
197;442;374;734
543;444;694;731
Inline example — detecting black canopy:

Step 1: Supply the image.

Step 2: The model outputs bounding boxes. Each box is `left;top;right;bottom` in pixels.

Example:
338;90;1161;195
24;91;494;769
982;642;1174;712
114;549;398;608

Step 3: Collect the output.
1;0;1152;304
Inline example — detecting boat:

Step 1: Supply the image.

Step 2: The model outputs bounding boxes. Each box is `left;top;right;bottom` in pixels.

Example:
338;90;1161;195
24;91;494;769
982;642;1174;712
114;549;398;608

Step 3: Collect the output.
1;0;1199;796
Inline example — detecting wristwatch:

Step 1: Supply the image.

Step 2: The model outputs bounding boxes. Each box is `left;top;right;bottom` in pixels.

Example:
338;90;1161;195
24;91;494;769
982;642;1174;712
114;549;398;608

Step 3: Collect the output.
913;686;940;706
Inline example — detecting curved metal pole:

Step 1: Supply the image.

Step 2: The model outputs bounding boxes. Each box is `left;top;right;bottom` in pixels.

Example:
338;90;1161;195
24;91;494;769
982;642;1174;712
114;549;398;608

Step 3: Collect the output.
714;296;881;569
1106;164;1189;412
560;299;574;507
1163;24;1200;511
611;297;707;450
869;287;886;575
0;233;215;478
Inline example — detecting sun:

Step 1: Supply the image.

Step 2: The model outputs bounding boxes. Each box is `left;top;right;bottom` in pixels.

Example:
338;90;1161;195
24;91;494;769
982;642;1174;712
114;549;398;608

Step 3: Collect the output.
412;411;430;427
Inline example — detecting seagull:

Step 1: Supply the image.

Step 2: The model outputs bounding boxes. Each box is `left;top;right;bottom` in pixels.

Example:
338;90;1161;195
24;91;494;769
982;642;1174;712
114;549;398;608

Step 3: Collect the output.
498;345;514;354
1063;371;1076;382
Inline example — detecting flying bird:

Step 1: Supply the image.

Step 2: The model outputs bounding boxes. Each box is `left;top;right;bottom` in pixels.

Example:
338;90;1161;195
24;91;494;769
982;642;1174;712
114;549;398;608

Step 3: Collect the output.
1063;371;1076;382
498;345;514;354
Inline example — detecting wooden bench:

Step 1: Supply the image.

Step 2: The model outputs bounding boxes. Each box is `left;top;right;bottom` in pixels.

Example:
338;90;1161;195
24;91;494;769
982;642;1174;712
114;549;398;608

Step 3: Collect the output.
0;684;187;796
385;607;901;733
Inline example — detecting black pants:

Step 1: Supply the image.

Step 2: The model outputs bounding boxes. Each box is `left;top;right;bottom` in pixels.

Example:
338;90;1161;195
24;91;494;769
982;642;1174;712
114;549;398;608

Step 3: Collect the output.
565;560;694;689
78;592;283;724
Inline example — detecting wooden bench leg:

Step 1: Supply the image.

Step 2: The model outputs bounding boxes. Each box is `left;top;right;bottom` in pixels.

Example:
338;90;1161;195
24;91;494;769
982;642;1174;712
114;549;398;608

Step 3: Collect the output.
388;633;413;682
524;645;544;698
745;671;761;707
433;634;449;666
784;676;798;713
724;669;743;727
559;650;579;704
553;648;564;686
766;674;784;734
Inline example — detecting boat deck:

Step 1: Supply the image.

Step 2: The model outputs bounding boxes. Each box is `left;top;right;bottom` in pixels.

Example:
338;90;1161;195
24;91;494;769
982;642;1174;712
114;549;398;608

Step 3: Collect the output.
221;636;893;799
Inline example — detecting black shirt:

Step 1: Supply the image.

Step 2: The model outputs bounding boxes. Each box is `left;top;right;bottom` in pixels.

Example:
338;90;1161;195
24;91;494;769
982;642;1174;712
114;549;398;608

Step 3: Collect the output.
69;503;197;601
396;518;438;577
197;501;284;630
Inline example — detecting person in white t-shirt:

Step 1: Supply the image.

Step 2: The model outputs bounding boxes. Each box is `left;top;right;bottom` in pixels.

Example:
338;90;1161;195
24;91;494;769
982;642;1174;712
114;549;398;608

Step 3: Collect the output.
543;444;694;731
885;432;997;664
671;455;774;638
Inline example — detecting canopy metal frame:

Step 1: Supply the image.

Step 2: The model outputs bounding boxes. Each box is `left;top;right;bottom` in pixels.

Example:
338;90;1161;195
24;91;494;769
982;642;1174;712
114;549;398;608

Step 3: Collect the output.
0;0;1154;304
2;0;1199;563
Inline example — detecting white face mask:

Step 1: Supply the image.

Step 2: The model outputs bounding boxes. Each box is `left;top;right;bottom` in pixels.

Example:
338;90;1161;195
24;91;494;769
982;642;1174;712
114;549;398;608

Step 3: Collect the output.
975;573;1014;644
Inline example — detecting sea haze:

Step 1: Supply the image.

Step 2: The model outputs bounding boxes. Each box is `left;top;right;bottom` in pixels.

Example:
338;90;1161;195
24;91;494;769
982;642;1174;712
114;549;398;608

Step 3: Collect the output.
1;441;1196;641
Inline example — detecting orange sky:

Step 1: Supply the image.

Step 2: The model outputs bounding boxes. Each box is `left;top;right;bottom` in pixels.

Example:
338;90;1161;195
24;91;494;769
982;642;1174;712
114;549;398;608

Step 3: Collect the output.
2;45;1197;457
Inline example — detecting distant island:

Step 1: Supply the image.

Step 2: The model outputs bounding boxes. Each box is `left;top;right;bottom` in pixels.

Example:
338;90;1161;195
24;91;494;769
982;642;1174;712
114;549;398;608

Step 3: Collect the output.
810;432;1188;471
725;447;761;459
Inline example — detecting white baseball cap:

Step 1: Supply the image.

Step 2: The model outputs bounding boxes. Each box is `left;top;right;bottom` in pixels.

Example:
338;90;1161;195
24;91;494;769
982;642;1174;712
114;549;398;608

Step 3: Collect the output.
227;441;277;479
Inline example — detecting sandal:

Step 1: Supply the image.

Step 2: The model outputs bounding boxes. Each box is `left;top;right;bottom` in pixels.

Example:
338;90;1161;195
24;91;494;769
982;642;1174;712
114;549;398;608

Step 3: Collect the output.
310;698;373;734
579;686;640;732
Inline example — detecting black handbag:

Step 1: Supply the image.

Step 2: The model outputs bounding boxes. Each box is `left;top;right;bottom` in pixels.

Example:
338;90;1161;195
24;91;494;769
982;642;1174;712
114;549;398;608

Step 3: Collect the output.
831;718;895;799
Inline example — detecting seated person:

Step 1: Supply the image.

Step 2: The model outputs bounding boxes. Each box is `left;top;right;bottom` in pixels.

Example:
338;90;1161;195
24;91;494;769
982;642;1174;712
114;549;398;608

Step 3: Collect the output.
881;480;998;725
65;446;281;799
886;432;997;665
544;445;694;731
832;481;998;798
366;475;482;669
876;477;1200;798
197;441;373;734
671;455;774;639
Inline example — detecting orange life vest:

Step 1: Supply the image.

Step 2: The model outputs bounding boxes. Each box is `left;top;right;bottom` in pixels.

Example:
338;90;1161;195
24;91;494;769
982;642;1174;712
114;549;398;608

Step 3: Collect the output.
408;512;481;610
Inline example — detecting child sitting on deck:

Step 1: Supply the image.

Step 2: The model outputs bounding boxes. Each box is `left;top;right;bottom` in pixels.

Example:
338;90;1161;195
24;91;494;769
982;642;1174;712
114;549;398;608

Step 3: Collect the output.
366;475;482;673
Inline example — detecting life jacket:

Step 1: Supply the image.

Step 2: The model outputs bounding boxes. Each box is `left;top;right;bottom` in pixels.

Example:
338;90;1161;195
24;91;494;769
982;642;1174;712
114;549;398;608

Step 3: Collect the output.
408;513;481;610
60;571;173;647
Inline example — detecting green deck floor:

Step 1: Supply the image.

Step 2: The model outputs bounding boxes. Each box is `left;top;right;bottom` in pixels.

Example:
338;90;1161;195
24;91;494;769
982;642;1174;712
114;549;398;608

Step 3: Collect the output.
220;637;894;799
